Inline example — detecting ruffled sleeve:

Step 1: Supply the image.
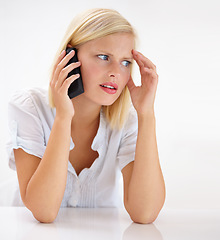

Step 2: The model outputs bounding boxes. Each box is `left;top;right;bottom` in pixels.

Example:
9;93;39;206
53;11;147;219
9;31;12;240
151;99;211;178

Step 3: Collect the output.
6;90;46;170
117;108;138;170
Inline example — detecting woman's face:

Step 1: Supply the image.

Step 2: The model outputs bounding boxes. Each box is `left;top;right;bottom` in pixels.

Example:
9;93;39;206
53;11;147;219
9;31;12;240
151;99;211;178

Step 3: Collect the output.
77;33;135;106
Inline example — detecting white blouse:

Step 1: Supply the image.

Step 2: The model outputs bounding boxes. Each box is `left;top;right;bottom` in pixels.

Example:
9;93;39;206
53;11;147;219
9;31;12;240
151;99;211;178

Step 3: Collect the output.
6;88;138;208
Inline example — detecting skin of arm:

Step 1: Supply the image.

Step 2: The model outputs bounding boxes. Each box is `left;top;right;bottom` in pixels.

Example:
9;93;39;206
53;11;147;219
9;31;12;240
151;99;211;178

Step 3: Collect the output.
122;50;166;224
14;116;72;223
14;50;80;223
122;112;165;224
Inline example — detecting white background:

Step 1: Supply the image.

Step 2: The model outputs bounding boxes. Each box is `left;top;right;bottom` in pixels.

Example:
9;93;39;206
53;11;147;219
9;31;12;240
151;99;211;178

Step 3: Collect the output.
0;0;220;209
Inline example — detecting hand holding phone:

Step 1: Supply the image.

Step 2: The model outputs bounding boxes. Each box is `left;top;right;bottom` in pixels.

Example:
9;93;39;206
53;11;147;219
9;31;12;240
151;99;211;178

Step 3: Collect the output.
65;47;84;99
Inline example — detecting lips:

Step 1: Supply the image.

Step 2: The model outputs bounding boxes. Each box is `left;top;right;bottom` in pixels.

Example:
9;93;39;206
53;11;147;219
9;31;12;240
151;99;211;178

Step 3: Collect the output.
100;82;118;94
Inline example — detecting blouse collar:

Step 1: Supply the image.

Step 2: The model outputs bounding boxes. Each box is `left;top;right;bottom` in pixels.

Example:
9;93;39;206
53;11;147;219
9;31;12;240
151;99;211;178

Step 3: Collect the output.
68;108;107;177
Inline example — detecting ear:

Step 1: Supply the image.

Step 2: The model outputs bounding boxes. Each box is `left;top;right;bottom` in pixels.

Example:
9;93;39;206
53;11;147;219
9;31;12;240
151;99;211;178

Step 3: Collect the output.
67;43;73;48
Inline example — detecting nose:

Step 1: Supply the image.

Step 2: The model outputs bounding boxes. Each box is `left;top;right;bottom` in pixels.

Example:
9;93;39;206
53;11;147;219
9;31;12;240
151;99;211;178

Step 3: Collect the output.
108;61;121;80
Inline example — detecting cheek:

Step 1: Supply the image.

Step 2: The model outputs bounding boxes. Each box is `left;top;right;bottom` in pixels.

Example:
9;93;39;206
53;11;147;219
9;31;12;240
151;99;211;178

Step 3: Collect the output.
80;61;102;84
121;71;131;86
80;59;130;88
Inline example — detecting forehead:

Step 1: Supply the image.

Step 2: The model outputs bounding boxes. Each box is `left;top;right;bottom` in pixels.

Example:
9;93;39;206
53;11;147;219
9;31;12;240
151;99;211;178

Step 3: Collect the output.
79;33;135;58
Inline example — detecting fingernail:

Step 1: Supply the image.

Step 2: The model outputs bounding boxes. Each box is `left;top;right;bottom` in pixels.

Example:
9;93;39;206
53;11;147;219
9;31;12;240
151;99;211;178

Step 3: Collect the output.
133;50;138;56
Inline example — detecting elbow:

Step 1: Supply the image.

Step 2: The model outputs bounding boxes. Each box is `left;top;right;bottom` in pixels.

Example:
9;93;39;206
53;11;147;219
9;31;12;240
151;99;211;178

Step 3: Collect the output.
32;210;58;223
23;198;59;223
25;202;58;223
127;194;166;224
130;212;158;224
125;203;161;224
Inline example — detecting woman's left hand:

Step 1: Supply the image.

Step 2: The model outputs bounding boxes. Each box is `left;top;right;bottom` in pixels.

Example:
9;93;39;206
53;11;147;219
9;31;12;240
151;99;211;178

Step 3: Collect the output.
127;50;159;116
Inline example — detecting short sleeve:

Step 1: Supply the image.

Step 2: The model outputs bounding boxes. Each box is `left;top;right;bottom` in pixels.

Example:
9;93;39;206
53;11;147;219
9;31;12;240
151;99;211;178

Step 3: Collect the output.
6;91;46;170
117;108;138;170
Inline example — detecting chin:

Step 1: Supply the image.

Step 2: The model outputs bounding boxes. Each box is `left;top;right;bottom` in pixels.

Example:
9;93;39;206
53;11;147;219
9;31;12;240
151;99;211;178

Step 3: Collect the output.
83;89;121;107
102;102;115;106
101;95;120;106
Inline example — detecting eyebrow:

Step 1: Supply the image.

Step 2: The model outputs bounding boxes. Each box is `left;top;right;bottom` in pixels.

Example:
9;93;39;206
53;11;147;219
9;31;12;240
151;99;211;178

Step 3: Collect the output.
96;49;133;60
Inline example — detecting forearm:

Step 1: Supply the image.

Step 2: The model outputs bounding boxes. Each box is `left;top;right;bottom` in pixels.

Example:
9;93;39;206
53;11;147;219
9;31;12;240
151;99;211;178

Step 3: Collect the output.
24;116;71;220
126;112;165;222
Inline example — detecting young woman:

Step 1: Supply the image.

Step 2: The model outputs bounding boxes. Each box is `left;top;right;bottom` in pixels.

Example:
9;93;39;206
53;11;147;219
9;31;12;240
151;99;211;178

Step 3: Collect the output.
7;8;165;223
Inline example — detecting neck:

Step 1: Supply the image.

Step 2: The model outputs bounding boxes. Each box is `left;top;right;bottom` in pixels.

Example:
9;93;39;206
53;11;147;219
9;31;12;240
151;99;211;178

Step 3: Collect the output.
71;95;102;130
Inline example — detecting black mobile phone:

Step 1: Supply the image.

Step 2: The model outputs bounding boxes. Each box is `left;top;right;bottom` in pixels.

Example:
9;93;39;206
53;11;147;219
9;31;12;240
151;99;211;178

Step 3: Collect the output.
65;47;84;99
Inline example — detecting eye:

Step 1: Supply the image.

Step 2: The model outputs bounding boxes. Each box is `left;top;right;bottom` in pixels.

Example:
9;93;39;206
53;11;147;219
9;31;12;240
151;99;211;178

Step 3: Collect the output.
122;60;131;67
98;54;109;61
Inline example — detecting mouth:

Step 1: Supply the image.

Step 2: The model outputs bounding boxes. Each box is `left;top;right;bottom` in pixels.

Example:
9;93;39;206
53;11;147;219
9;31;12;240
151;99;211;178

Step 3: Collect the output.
99;82;118;94
100;85;117;90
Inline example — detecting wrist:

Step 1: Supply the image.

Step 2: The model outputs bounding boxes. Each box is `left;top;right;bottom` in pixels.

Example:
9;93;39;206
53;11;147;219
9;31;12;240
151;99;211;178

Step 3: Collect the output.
137;109;155;120
137;111;156;130
55;113;73;124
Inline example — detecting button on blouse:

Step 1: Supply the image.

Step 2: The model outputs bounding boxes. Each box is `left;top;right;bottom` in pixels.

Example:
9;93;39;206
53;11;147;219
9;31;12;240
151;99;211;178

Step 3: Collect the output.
6;88;138;207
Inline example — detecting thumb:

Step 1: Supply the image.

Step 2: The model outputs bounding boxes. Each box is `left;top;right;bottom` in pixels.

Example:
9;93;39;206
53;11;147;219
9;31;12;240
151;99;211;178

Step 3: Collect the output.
127;75;136;92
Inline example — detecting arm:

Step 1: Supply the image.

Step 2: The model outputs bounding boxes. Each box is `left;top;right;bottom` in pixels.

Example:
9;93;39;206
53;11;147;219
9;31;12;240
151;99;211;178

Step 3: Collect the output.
123;50;165;224
14;49;81;223
14;116;71;223
122;112;165;224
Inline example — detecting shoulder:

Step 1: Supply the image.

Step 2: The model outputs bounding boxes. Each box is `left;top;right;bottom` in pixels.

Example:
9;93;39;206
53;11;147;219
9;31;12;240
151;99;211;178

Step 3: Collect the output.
9;87;48;106
8;87;50;114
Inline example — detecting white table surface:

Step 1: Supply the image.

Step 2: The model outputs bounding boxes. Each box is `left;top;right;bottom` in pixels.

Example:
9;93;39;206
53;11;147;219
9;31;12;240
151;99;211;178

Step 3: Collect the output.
0;207;219;240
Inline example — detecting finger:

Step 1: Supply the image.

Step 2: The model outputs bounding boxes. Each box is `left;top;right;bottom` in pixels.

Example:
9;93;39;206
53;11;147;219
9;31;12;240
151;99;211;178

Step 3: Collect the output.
141;67;159;86
61;73;80;93
56;61;81;89
142;67;158;78
135;50;156;70
67;44;73;48
133;50;156;71
132;50;144;69
133;54;148;76
54;50;66;69
133;52;158;84
51;50;66;83
58;49;76;70
53;50;76;87
127;75;136;91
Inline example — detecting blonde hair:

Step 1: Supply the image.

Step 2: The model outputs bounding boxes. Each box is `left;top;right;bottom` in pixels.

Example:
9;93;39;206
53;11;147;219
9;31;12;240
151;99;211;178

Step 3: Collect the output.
49;8;137;129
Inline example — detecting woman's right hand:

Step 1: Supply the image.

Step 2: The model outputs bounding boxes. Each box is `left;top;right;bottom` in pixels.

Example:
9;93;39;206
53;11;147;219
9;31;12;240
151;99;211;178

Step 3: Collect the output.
50;49;81;120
